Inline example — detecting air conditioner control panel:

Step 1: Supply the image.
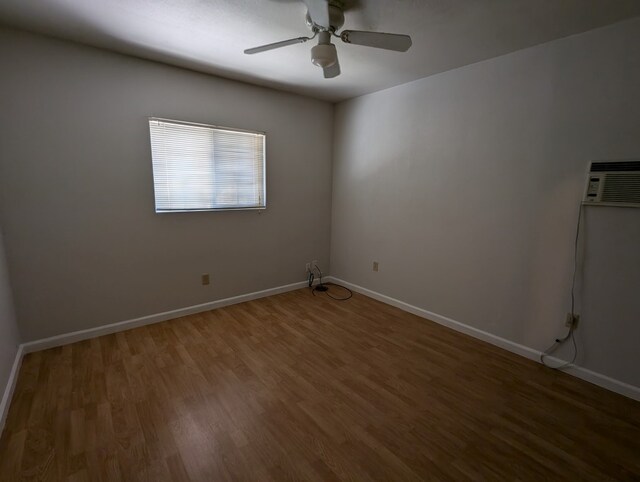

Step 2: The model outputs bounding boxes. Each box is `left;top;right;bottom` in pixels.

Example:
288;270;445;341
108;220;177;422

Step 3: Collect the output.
584;174;603;202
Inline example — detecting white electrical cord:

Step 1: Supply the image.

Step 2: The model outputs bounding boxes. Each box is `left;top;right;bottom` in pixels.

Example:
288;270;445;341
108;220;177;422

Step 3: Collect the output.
540;202;583;369
540;326;578;369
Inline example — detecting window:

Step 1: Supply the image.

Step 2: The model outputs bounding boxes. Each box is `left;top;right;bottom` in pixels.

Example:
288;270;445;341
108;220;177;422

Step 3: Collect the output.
148;117;266;212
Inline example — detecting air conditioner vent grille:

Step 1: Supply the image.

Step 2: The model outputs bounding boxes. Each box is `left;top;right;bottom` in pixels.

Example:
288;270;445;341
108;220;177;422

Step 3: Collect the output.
600;173;640;204
591;160;640;172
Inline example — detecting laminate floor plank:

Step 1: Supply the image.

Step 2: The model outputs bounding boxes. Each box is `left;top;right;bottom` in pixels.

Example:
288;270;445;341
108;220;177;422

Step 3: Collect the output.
1;289;639;481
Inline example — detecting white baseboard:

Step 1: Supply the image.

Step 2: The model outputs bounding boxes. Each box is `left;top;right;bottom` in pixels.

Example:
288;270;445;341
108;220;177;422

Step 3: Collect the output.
326;277;640;402
0;344;24;434
14;276;640;403
22;279;312;354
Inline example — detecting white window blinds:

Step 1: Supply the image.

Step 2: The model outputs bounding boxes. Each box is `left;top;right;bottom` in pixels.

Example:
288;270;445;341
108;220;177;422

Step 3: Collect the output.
148;118;266;212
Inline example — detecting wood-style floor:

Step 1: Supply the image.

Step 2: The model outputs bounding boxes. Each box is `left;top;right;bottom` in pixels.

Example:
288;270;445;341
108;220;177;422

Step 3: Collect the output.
1;288;639;481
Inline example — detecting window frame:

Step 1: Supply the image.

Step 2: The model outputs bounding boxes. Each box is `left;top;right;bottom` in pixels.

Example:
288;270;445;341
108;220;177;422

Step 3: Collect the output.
148;117;267;213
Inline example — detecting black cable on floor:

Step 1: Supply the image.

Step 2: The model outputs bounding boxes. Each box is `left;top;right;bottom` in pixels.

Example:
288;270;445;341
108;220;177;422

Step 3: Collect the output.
309;264;353;301
323;283;353;301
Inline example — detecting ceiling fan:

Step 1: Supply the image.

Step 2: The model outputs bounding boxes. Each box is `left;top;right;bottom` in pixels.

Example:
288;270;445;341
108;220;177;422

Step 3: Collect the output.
244;0;412;79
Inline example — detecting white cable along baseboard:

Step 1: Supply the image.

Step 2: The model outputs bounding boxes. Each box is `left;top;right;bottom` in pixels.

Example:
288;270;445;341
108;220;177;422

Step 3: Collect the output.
325;276;640;402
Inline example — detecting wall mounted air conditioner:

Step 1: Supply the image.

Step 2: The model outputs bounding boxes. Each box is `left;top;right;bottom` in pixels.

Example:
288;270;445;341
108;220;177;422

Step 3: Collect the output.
583;160;640;207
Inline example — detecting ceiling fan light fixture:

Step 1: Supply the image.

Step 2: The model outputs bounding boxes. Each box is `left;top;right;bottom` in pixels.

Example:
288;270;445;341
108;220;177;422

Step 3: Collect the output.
245;1;413;79
311;43;337;68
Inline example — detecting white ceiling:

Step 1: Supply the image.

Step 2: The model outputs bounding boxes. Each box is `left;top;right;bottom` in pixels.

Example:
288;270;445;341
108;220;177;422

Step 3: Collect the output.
0;0;638;102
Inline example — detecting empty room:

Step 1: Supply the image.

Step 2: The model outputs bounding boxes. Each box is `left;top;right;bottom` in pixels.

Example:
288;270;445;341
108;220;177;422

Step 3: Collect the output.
1;0;639;480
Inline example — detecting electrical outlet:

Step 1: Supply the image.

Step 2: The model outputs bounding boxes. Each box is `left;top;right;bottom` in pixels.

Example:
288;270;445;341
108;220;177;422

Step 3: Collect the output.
201;273;210;285
373;261;379;272
565;313;580;328
305;262;311;273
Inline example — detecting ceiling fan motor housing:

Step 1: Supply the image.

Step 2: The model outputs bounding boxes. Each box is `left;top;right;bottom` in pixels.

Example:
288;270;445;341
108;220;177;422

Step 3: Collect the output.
305;4;345;32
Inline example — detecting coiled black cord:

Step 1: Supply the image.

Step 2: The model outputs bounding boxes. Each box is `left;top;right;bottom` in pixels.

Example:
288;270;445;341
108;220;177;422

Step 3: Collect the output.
310;264;353;301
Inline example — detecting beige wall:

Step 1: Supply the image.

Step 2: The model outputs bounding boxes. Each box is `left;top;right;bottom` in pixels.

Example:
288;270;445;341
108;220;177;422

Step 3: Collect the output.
330;18;640;387
0;28;333;341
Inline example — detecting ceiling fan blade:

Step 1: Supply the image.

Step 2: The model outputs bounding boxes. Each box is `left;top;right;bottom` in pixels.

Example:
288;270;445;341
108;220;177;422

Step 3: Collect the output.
244;36;311;55
302;0;330;28
340;30;412;52
323;55;340;79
